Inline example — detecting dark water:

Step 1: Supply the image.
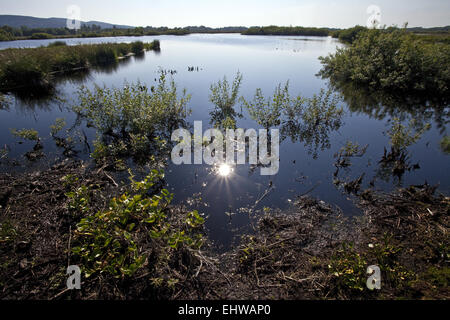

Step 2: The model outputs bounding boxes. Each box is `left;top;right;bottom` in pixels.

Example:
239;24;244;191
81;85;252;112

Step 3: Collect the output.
1;34;449;249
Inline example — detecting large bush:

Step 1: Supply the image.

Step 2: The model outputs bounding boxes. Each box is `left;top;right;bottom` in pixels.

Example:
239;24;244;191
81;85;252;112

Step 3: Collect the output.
319;29;450;96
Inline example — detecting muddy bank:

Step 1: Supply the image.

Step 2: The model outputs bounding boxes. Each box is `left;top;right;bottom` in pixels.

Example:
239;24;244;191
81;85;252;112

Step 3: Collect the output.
0;160;448;299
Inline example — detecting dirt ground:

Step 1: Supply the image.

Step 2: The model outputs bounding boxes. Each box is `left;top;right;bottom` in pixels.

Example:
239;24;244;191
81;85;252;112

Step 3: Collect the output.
0;160;448;300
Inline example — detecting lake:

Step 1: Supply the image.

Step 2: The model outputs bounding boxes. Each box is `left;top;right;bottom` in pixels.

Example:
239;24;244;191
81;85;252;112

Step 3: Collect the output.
0;33;448;250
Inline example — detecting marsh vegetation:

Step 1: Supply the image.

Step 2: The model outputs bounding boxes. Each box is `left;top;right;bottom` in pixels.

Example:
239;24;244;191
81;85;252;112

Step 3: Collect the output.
0;30;448;300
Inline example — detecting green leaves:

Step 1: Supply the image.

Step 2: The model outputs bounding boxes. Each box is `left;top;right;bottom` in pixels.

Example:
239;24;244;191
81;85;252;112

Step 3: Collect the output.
50;118;66;137
66;185;90;214
70;169;205;279
74;73;191;166
319;28;450;96
209;72;243;129
242;82;289;129
209;72;243;114
10;128;39;141
186;210;205;228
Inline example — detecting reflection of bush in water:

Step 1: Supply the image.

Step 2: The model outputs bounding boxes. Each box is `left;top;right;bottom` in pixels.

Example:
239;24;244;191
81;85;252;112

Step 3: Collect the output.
318;27;449;133
325;80;449;131
241;81;344;159
376;118;430;184
74;72;191;168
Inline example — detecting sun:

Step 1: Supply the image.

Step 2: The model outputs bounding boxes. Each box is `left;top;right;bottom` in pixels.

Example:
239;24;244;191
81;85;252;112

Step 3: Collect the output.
217;163;232;177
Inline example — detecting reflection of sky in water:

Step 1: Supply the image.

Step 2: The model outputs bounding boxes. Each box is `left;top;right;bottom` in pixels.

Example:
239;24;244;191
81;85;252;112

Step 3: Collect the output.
0;34;448;249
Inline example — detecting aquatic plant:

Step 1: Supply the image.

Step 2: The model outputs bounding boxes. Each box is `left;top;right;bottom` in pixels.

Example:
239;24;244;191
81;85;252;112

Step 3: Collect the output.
209;72;243;129
242;82;290;129
74;73;190;166
10;128;39;141
0;41;161;91
440;136;450;154
47;41;67;47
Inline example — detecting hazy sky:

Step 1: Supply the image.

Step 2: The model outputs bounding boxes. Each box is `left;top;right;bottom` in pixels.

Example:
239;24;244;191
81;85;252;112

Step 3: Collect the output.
1;0;449;28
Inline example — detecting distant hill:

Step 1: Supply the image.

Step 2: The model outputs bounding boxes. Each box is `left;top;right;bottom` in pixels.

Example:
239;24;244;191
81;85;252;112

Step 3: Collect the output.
407;26;450;33
0;15;133;29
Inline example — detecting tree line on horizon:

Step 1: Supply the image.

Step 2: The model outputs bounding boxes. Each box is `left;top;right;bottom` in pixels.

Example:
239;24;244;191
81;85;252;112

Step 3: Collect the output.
0;23;449;42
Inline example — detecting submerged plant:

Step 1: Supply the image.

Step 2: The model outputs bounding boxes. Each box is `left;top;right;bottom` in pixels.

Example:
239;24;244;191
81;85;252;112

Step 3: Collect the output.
242;82;290;129
282;89;344;158
440;136;450;154
50;118;66;137
10;128;39;141
74;72;191;166
209;72;243;129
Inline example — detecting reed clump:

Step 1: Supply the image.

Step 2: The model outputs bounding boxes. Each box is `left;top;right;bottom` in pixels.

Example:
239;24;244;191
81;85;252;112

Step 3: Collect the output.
0;40;160;91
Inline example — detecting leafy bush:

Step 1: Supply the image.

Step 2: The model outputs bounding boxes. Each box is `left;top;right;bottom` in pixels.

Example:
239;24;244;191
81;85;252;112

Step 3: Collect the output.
241;82;344;157
282;88;343;158
0;29;14;41
387;117;430;151
131;41;144;54
440;136;450;154
31;33;53;39
71;170;204;279
242;82;290;129
209;72;243;129
332;26;367;44
75;73;190;166
0;42;161;91
319;28;450;96
47;41;67;47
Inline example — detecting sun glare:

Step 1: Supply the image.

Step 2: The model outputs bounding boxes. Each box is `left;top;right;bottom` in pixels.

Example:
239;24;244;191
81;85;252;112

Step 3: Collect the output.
217;163;232;177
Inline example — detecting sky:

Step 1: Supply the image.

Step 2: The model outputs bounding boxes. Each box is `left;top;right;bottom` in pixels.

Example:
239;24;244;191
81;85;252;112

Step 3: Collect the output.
0;0;449;28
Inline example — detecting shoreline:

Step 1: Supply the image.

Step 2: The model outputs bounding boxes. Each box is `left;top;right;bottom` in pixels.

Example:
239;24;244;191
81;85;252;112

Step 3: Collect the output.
0;159;448;299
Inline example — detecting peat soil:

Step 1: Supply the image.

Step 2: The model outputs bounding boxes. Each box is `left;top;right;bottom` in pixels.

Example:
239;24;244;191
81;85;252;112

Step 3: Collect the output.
0;160;448;299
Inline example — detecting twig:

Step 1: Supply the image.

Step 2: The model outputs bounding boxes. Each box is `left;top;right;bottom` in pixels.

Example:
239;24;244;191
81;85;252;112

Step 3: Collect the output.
103;171;118;187
67;226;72;267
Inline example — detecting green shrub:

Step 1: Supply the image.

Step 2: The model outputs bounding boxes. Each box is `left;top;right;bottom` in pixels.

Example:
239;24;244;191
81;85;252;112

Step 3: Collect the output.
319;28;450;96
209;72;243;129
0;42;161;91
0;30;14;41
71;170;204;278
332;26;367;44
131;41;144;54
31;33;53;39
242;82;289;129
74;74;190;165
329;243;367;292
387;117;431;151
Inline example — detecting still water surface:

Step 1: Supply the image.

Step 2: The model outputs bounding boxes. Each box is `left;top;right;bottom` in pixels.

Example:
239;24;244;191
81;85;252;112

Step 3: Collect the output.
0;34;448;249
